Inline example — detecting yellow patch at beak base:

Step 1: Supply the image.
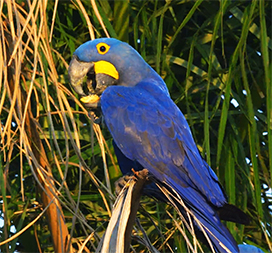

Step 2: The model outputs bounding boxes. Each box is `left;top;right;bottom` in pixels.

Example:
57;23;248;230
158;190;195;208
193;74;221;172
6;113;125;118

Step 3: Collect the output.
80;94;100;104
94;61;119;80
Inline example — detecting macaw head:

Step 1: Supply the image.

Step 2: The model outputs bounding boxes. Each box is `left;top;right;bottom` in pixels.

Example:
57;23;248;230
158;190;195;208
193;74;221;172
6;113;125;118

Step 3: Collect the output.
68;38;167;107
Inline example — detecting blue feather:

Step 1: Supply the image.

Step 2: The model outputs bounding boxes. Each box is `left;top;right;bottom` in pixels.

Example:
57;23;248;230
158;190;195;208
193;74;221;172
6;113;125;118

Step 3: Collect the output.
102;79;238;252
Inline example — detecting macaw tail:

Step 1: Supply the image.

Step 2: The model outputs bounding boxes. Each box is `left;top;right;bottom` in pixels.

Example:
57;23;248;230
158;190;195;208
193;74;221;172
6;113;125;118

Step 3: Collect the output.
160;179;239;253
192;211;239;253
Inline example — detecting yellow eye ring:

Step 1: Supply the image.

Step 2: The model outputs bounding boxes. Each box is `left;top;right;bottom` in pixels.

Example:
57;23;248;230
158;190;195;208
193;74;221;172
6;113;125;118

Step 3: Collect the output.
96;42;110;55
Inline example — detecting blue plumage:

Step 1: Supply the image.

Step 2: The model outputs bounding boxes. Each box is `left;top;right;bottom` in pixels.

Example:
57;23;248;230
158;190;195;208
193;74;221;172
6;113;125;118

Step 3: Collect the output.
69;38;247;253
101;80;238;252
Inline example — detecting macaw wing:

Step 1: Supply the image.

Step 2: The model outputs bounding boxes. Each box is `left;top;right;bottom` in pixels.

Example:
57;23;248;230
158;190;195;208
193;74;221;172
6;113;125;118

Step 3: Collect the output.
101;80;226;208
101;80;238;252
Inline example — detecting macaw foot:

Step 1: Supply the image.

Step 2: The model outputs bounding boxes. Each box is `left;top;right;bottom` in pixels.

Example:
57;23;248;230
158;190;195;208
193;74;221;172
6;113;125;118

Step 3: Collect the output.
115;174;134;195
115;169;150;196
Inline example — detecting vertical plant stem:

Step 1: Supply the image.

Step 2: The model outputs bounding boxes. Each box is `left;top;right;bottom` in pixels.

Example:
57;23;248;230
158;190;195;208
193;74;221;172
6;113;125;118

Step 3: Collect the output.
259;0;272;185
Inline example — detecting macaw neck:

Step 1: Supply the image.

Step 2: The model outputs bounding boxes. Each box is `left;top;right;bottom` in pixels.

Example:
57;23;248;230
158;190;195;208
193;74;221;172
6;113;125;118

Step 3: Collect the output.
119;62;170;97
139;76;170;98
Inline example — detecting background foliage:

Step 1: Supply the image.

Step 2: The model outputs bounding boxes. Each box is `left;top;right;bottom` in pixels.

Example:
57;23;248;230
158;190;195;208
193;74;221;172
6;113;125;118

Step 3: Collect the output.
0;0;271;252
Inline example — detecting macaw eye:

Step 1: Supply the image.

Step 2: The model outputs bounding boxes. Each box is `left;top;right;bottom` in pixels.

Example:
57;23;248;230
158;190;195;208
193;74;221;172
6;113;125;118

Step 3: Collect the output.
96;43;110;55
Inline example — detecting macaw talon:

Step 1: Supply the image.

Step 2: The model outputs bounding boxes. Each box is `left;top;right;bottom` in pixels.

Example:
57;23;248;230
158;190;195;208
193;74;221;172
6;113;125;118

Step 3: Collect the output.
115;174;134;195
115;169;150;196
131;168;150;183
131;168;139;178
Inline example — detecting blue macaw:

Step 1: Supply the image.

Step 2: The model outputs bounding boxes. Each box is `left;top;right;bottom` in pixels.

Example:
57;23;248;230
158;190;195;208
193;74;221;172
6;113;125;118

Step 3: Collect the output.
68;38;248;253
